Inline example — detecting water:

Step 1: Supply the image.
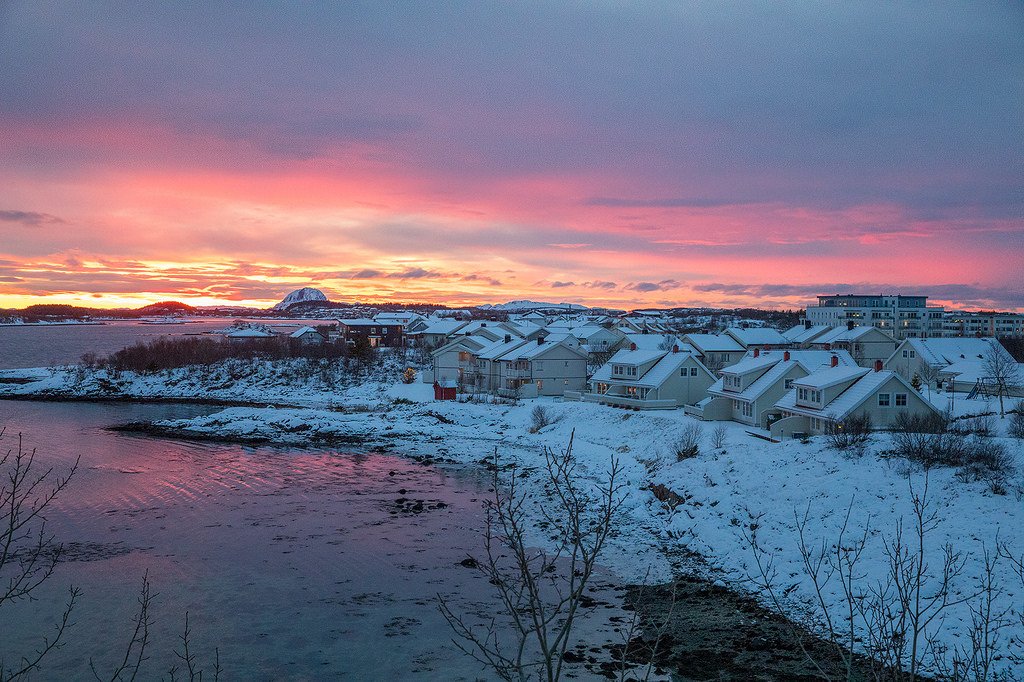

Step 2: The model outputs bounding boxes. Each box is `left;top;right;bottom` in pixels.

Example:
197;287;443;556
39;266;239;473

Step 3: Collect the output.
0;319;324;369
0;401;625;680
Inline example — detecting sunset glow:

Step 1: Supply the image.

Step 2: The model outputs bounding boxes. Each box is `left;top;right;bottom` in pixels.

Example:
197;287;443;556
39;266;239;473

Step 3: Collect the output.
1;3;1021;311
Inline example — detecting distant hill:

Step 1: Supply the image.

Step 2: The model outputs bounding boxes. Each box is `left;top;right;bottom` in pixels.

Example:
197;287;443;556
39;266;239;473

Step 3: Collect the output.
137;301;198;315
478;300;589;312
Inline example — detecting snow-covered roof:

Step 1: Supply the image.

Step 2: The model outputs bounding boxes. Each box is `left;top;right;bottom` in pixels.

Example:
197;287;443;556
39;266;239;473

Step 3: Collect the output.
794;366;870;390
683;334;744;353
430;335;490;357
476;337;530;361
776;370;936;420
721;354;780;376
289;326;323;338
417;319;468;335
814;325;893;344
499;334;585;361
338;318;381;326
635;352;694;388
606;348;666;365
899;337;1009;367
621;333;686;352
725;327;790;347
782;324;832;343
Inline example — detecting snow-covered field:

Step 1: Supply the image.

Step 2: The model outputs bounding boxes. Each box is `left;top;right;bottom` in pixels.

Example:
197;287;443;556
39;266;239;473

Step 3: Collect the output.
3;363;1023;675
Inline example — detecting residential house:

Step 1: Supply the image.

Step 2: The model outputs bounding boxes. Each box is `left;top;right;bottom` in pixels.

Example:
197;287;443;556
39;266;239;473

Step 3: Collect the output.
808;324;898;368
374;311;425;328
408;319;468;348
575;346;715;409
782;323;833;346
428;335;491;385
338;319;405;348
465;334;531;393
696;349;857;428
883;337;1013;386
771;362;942;439
289;326;327;345
493;334;589;398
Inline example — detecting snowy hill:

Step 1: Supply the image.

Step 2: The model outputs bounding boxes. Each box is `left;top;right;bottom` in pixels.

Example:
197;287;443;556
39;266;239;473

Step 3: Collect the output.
479;300;588;312
272;287;328;311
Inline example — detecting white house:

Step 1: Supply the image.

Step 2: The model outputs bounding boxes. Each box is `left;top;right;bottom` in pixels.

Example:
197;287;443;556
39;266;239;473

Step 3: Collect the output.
492;334;589;398
289;326;327;345
884;337;1014;385
429;335;491;385
808;324;898;368
696;349;857;429
575;346;715;410
723;327;791;351
771;362;942;439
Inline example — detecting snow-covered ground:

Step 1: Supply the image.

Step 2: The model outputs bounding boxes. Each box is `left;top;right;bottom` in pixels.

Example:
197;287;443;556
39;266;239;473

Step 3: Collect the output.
3;363;1023;675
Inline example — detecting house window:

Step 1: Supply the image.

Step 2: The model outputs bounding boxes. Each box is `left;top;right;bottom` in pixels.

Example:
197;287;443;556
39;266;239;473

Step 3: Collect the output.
690;367;698;377
895;393;907;407
902;350;908;357
742;402;753;417
878;393;891;407
910;350;916;358
784;378;793;389
798;387;807;401
628;366;637;377
370;327;377;334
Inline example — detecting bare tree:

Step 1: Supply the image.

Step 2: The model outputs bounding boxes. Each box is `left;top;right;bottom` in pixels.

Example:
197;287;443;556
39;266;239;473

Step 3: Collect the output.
0;428;80;681
439;432;626;681
983;342;1021;418
744;474;981;681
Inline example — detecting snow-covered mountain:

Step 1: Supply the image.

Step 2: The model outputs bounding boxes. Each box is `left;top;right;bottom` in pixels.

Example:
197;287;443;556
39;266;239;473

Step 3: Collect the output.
478;300;588;312
272;287;328;311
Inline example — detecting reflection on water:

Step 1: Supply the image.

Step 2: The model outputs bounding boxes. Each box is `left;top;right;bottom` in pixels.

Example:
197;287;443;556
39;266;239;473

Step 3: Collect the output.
0;401;530;680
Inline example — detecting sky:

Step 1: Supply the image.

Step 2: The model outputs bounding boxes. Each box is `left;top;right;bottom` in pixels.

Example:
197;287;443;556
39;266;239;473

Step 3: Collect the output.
1;1;1022;311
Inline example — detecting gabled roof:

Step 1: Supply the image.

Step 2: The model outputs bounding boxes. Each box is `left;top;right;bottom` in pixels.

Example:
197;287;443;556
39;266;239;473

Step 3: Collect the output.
793;365;870;390
621;332;688;352
725;327;790;347
430;335;490;357
635;352;698;388
337;318;379;326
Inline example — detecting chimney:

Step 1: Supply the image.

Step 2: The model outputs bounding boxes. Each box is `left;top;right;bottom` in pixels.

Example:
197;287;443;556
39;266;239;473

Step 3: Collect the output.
831;355;839;367
753;347;760;358
874;360;883;372
481;322;487;327
784;351;790;361
630;343;637;351
504;334;511;343
672;344;679;353
537;336;545;345
847;321;855;331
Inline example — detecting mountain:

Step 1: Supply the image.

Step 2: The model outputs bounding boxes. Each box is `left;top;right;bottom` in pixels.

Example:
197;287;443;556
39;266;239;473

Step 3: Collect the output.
272;287;328;311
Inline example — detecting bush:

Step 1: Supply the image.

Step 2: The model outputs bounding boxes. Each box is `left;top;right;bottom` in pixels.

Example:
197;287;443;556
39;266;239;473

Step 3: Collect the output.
1009;401;1024;440
824;413;872;450
674;422;703;461
528;405;560;433
950;414;994;437
891;412;1015;480
401;367;417;384
98;335;351;373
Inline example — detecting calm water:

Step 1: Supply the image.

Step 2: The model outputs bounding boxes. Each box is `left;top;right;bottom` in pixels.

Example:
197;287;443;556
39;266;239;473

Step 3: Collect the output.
0;319;323;369
0;401;625;680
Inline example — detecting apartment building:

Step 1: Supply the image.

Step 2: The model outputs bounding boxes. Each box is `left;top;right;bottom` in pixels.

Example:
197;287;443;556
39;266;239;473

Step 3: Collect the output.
803;295;945;339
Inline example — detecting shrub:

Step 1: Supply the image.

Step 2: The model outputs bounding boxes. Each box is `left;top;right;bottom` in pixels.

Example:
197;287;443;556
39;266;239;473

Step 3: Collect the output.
1009;401;1024;440
99;335;351;373
674;422;703;461
401;367;417;384
950;414;994;437
529;405;559;433
824;412;872;450
710;424;727;450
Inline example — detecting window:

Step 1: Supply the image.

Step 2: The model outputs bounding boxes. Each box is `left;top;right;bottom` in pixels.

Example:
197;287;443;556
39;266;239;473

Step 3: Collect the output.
784;378;793;389
690;367;698;376
910;350;916;358
895;393;907;407
902;350;908;358
798;387;807;401
878;393;891;407
810;390;821;403
741;402;753;417
628;366;638;377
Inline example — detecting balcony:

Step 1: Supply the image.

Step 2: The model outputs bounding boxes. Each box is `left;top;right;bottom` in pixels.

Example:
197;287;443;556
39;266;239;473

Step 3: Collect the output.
505;368;532;378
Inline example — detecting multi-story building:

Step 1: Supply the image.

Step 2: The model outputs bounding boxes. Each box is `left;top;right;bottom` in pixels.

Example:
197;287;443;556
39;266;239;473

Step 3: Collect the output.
943;311;1024;339
803;295;945;340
